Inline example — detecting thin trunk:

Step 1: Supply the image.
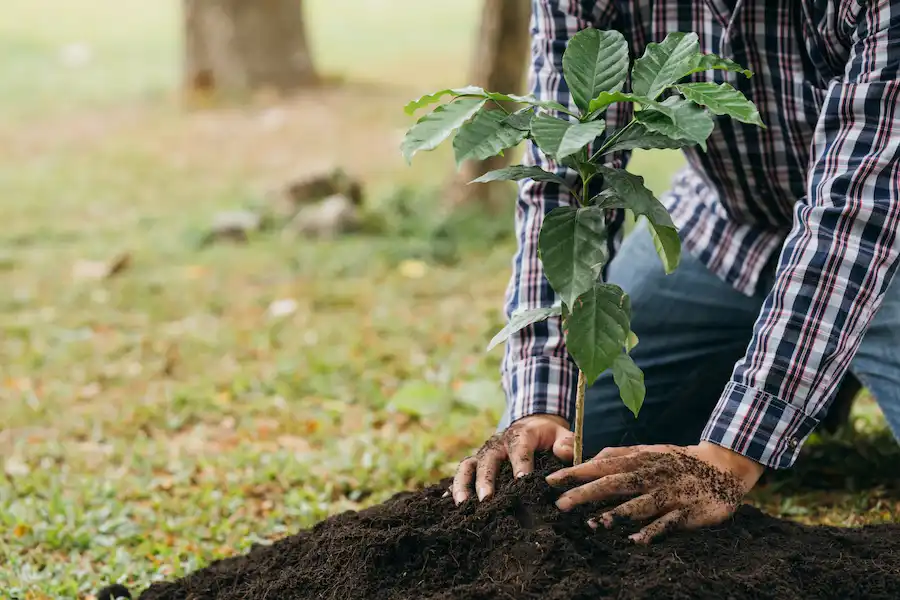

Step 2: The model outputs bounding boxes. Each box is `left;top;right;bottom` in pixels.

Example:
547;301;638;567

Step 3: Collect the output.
574;370;586;465
184;0;317;101
445;0;531;209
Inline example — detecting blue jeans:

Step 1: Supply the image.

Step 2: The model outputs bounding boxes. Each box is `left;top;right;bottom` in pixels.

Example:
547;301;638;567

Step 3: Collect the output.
502;222;900;458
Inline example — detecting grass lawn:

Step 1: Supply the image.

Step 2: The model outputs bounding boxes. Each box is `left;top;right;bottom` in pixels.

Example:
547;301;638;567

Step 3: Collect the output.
1;2;897;598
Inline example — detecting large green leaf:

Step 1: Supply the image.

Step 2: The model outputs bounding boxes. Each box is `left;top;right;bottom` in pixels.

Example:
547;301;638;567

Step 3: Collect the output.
539;206;608;309
453;109;530;166
599;123;690;155
590;167;675;229
684;53;753;79
613;353;646;417
648;222;682;274
531;115;606;159
632;32;701;100
562;29;629;112
404;86;575;116
633;98;715;151
563;283;632;384
486;306;563;352
675;82;765;127
471;165;576;196
401;98;486;163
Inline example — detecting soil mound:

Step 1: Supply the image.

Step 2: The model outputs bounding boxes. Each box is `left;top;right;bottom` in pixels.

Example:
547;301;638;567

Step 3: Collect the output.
134;453;900;600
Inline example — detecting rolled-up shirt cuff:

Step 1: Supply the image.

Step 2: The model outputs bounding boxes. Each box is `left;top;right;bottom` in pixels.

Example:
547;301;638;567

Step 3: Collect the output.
501;356;578;426
701;381;820;469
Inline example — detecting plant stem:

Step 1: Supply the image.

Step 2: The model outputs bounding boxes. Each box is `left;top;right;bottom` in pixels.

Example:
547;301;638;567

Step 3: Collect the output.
574;369;586;465
589;119;637;163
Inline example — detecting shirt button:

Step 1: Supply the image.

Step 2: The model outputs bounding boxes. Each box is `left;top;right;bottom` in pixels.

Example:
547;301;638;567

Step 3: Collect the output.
788;438;799;449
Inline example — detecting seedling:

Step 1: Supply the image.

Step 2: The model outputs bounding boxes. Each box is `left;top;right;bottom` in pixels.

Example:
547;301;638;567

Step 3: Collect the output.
401;30;763;464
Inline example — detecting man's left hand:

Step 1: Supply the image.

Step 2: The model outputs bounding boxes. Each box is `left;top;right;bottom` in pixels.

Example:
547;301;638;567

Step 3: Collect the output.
545;442;765;544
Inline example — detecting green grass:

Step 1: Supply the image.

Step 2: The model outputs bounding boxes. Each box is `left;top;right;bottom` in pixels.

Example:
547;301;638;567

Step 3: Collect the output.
1;2;897;598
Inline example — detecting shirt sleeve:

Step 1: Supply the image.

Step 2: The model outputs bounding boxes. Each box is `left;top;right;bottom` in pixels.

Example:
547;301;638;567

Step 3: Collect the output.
702;1;900;469
502;0;632;426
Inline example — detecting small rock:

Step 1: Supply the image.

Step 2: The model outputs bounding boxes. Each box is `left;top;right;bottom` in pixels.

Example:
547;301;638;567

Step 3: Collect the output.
265;168;364;221
286;194;360;239
205;210;262;244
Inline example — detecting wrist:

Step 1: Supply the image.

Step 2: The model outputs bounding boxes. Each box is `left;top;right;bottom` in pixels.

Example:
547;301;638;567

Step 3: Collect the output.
699;441;765;489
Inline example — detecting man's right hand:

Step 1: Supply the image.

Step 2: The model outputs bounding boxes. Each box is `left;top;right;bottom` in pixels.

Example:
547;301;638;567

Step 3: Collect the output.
450;414;574;505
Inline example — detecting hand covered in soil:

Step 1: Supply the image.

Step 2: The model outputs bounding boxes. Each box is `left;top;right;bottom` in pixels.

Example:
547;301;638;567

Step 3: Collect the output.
546;442;765;544
450;415;574;505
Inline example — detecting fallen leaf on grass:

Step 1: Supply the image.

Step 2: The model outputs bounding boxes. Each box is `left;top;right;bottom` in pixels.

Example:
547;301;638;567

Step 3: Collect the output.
267;298;299;318
71;252;131;281
399;259;428;279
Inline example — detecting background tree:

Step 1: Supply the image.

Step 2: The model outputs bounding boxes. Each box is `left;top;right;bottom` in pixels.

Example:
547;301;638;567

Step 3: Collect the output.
445;0;531;209
184;0;318;99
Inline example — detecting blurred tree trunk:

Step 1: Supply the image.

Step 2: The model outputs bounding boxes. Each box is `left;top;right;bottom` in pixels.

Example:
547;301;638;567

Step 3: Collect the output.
184;0;317;100
445;0;531;210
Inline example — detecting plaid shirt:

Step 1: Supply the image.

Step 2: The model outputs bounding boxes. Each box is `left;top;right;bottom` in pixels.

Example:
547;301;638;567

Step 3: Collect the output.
503;0;900;468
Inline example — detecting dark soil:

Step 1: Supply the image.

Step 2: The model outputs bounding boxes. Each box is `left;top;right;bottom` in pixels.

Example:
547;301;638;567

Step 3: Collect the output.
128;453;900;600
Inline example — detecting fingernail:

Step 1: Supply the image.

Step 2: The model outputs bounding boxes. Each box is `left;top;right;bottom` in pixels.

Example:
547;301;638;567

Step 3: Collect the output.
587;518;598;530
441;491;450;499
454;493;465;506
477;487;488;501
601;513;613;529
516;471;527;479
628;533;642;543
555;497;571;511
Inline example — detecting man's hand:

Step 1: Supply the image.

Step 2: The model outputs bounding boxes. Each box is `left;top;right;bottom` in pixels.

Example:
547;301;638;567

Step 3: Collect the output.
450;415;573;505
546;442;765;544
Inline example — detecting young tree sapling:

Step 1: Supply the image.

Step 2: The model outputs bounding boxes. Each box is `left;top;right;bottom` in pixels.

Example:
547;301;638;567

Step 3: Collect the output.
401;30;763;464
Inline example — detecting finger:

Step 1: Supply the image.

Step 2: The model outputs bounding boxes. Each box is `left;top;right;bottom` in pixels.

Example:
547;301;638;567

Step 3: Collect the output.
451;457;477;505
630;508;689;545
552;429;575;463
547;453;650;486
505;427;536;479
591;493;665;529
475;439;507;502
556;472;647;511
594;445;646;460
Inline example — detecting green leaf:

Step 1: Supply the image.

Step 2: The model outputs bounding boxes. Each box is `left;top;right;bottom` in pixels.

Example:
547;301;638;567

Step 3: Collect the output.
562;29;629;112
587;91;648;117
401;98;486;163
598;122;690;155
675;82;765;127
471;165;576;195
612;353;646;417
486;306;563;352
453;109;530;166
564;283;632;383
531;115;606;159
684;53;753;79
403;86;577;117
632;32;701;100
539;206;609;309
404;86;488;114
626;331;640;353
633;98;715;151
648;223;682;274
590;167;675;229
